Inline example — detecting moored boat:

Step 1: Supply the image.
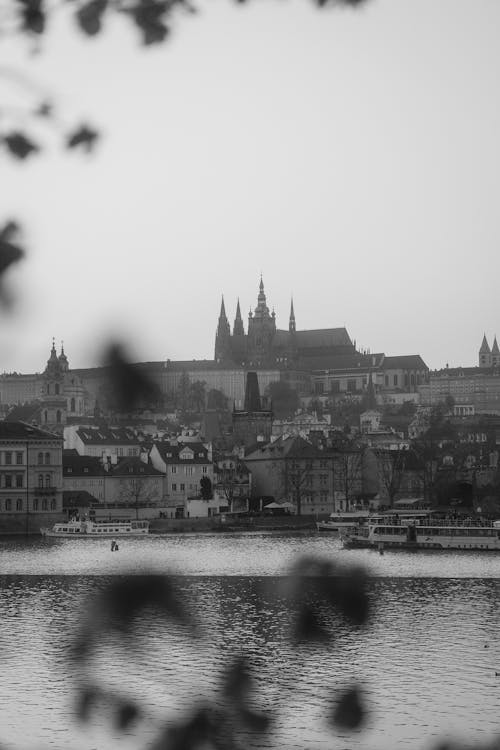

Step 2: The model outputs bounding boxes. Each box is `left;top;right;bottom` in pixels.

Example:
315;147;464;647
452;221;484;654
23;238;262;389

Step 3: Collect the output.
316;511;375;533
341;518;500;551
41;518;150;538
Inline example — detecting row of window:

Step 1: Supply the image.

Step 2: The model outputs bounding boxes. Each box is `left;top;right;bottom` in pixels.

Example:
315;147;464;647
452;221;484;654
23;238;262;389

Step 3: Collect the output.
1;474;24;488
171;483;199;492
170;466;209;475
1;452;24;465
38;474;54;488
1;498;57;512
37;453;52;465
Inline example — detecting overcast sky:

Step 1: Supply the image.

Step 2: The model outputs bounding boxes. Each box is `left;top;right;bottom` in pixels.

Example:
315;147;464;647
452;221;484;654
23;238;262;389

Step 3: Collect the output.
1;0;499;373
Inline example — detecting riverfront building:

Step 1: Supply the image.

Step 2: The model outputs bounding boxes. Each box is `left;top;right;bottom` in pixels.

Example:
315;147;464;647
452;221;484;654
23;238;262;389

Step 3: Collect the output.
0;422;63;532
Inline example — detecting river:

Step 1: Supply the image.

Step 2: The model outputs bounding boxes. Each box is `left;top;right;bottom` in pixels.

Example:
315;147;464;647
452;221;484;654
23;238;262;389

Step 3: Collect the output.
0;532;499;750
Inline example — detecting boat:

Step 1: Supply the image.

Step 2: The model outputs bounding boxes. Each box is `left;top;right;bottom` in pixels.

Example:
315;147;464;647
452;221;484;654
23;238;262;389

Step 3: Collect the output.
341;517;500;551
41;518;150;538
316;511;375;533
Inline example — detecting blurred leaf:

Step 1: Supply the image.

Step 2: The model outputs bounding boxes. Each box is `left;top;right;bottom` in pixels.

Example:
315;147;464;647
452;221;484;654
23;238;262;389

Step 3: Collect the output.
76;0;108;35
115;700;140;730
103;342;161;411
294;601;329;643
151;706;215;750
125;0;170;45
100;574;193;631
34;100;53;117
0;222;24;277
76;684;99;722
327;567;369;626
17;0;46;34
3;131;39;159
239;707;271;733
66;124;99;152
222;656;251;702
332;685;365;730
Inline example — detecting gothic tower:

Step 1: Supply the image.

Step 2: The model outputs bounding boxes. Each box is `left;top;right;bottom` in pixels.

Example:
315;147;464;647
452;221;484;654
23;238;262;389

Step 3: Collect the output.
491;336;500;367
41;339;67;433
479;334;491;368
214;296;231;363
246;277;277;366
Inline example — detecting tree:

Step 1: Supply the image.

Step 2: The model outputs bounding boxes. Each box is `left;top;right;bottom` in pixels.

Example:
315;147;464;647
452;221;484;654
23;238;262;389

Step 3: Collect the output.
272;456;315;516
206;388;229;411
267;381;299;420
189;380;206;412
333;448;363;510
119;476;159;519
375;448;408;507
200;475;212;500
215;458;249;512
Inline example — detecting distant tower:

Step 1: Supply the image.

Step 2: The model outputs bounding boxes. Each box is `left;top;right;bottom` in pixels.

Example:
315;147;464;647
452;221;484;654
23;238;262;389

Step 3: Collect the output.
233;299;245;337
214;296;232;363
232;371;272;448
247;277;277;366
492;336;500;367
479;334;491;368
289;297;296;334
41;339;67;433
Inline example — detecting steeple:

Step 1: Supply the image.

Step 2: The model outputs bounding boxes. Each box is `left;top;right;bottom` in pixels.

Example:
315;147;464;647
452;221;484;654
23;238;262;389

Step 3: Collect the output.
254;276;270;319
479;333;491;368
233;298;245;336
243;371;262;412
289;297;296;333
492;336;499;355
58;341;69;372
480;334;490;354
214;295;231;362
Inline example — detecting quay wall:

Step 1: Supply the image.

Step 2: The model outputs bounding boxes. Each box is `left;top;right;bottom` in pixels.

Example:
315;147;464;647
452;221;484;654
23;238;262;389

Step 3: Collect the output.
149;515;318;534
0;513;66;535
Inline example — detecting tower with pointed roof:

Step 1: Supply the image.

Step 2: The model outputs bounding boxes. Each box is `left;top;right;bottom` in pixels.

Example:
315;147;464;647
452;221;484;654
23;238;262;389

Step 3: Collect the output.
214;296;232;363
491;336;500;367
479;334;491;367
246;277;277;366
41;339;67;433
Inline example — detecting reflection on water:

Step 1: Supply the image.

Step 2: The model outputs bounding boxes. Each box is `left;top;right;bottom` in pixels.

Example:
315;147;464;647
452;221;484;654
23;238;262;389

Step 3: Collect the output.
0;572;500;750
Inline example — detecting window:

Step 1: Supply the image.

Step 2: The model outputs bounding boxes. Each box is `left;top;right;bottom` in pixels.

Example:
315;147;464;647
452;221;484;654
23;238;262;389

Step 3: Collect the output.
16;452;23;465
42;499;48;511
5;475;12;488
70;397;75;411
45;474;51;488
50;499;56;510
16;499;22;511
38;452;43;465
5;452;12;465
16;475;23;488
393;375;398;387
202;467;208;474
180;483;185;491
171;483;177;491
347;379;356;393
45;453;50;465
56;410;61;424
38;474;44;487
67;468;73;473
171;466;177;474
33;499;38;511
185;467;194;476
5;499;11;511
55;383;60;395
385;375;389;387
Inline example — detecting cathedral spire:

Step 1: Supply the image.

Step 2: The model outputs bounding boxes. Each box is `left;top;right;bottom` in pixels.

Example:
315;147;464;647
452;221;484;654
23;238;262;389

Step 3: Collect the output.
233;298;245;336
214;294;231;362
492;335;499;355
289;297;296;333
480;333;490;354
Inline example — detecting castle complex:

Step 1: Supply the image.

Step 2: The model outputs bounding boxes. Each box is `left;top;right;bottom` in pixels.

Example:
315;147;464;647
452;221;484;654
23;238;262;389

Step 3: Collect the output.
215;277;355;368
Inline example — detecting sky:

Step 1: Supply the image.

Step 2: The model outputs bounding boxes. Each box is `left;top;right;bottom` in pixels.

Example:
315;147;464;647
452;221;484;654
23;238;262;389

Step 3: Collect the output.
1;0;499;373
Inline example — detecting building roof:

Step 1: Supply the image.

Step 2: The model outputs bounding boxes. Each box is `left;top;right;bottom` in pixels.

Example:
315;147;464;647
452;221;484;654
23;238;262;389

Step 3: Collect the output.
382;355;428;370
308;353;385;372
63;451;105;476
480;334;491;354
0;421;62;441
245;434;318;461
153;442;210;464
109;457;163;476
76;427;140;445
492;337;500;355
5;403;42;423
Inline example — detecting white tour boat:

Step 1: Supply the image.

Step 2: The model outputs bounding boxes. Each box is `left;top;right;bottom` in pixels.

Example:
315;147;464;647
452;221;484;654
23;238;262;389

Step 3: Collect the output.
41;518;150;538
341;517;500;551
316;511;375;533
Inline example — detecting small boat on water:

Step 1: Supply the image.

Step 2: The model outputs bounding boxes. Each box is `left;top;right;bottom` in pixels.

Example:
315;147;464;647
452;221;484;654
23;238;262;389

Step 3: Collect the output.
341;517;500;551
41;518;150;538
316;511;374;533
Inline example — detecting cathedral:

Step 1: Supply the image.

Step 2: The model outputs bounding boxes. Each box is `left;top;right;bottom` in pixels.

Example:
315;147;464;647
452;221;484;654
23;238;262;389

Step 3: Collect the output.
215;277;356;369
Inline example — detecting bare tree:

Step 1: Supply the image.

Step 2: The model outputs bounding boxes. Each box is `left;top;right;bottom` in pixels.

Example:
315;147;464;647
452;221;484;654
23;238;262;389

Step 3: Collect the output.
118;477;159;519
375;448;408;508
333;449;363;511
272;458;315;516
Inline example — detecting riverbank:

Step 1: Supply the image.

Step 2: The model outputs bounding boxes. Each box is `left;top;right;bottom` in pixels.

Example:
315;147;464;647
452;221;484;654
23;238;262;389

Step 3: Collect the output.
149;515;318;534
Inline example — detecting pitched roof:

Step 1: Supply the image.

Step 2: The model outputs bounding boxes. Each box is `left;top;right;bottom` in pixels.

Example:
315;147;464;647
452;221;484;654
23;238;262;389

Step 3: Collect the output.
153;442;210;464
5;403;42;423
0;421;62;441
63;452;105;476
480;334;491;354
110;457;164;476
307;353;385;372
492;336;500;355
245;434;318;461
382;355;428;370
76;427;140;445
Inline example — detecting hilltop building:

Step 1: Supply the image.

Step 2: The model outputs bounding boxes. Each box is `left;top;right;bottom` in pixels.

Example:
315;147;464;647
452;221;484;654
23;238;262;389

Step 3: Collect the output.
479;334;500;368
